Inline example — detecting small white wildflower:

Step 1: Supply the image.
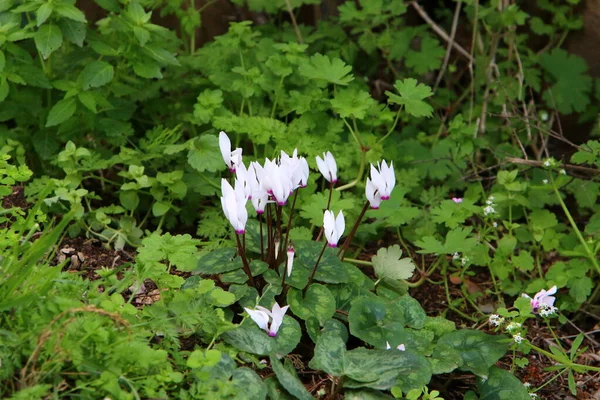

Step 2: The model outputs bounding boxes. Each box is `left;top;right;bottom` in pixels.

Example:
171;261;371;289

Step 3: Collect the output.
513;333;523;344
540;110;549;122
489;314;505;327
452;252;460;260
543;159;551;167
488;195;495;201
492;221;498;228
538;303;558;317
523;382;531;388
529;393;539;399
461;257;469;266
560;169;566;175
483;205;496;216
506;322;522;332
542;179;548;184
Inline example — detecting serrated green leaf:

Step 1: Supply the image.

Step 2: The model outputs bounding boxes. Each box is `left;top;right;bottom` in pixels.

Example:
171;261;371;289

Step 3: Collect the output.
34;24;63;60
386;78;433;117
79;61;114;90
78;91;96;113
372;245;416;281
36;3;53;26
299;53;354;86
45;97;76;127
54;4;86;23
540;49;591;114
187;135;224;173
58;19;86;47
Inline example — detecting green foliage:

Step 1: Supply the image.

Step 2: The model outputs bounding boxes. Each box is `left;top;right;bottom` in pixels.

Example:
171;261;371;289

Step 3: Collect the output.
2;0;598;398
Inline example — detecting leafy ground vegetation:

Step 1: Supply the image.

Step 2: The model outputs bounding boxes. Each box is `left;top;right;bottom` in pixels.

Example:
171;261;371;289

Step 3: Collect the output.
1;0;600;399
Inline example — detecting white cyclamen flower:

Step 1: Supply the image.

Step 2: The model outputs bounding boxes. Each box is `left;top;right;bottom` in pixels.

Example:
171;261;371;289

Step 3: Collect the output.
369;160;395;200
219;131;243;172
261;158;293;206
281;149;309;189
386;341;406;351
244;302;289;337
316;152;338;183
522;286;557;313
323;210;345;247
286;244;295;277
220;178;248;234
365;178;382;209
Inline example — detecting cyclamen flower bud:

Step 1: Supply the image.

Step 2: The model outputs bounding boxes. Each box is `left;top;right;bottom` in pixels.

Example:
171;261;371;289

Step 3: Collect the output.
316;152;337;183
323;210;345;247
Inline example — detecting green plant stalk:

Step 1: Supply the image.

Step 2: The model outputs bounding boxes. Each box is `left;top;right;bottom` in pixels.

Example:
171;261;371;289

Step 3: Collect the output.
235;233;256;288
526;342;600;373
550;175;600;276
305;241;328;294
546;319;565;352
442;261;478;322
282;190;299;254
337;118;366;191
377;107;403;144
338;201;370;259
315;181;334;242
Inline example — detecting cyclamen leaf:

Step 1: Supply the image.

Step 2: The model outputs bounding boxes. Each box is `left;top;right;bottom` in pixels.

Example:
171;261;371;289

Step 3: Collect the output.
386;78;433;117
299;53;354;86
372;245;415;281
270;357;313;400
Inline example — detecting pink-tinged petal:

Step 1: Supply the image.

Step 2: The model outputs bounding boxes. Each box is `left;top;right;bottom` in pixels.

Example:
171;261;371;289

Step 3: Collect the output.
546;286;557;295
325;152;337;182
286;247;295;277
244;308;270;331
268;304;289;336
397;344;406;351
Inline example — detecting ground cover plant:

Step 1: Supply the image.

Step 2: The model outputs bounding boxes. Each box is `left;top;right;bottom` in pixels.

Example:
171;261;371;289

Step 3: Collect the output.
1;0;600;398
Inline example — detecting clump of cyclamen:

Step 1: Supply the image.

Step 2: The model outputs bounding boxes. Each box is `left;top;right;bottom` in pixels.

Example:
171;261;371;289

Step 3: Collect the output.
218;131;395;287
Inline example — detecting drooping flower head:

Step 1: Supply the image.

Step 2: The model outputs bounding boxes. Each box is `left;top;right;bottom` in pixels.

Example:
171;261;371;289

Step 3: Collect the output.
323;210;345;247
521;286;557;313
369;160;395;200
244;302;289;337
316;152;338;183
286;243;295;277
220;178;248;234
219;131;243;172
